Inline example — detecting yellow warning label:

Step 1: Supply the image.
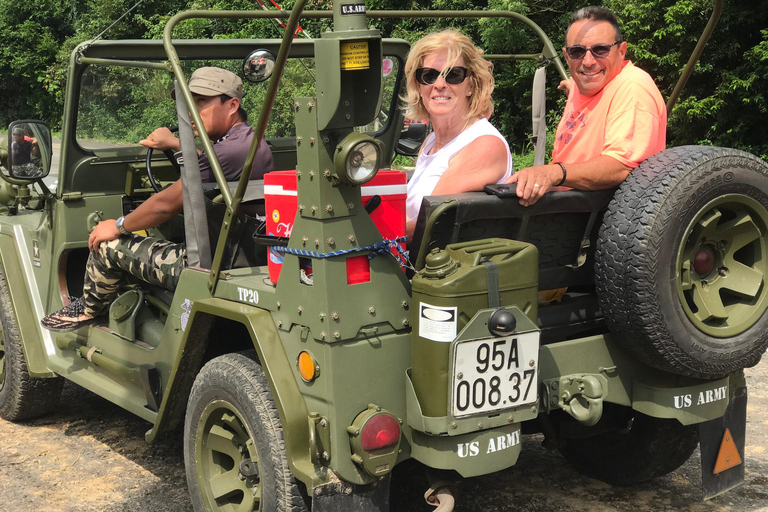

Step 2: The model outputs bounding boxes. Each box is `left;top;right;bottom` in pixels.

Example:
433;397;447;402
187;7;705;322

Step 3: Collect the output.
340;41;370;70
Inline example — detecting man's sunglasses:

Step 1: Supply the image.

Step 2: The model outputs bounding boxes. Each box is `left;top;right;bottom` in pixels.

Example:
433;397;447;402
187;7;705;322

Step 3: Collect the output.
415;66;471;85
564;41;621;60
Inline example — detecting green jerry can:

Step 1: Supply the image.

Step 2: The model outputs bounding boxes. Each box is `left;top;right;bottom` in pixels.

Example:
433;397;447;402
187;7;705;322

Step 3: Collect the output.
410;239;539;418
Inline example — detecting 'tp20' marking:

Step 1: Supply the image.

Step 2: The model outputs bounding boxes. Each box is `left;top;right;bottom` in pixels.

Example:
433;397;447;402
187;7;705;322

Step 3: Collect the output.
238;287;259;304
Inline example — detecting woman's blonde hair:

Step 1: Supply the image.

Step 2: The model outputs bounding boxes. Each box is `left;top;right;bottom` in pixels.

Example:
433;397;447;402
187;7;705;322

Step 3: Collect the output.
402;29;495;121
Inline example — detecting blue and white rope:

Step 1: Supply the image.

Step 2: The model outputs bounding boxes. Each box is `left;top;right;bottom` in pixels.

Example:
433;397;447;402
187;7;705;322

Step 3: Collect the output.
272;236;410;268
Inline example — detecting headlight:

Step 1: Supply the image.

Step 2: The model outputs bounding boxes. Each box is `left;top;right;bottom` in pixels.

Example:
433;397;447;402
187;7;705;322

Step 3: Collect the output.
334;132;382;185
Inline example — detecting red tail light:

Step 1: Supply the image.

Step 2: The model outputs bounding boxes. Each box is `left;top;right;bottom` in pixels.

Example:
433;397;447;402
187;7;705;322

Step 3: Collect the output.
360;414;401;450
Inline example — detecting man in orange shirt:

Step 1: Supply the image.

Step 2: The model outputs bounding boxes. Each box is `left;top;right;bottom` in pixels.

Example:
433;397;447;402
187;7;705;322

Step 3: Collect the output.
507;6;666;206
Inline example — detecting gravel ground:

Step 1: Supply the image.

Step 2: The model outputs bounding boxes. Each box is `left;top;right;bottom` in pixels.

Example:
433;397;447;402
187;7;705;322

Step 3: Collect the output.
1;359;767;512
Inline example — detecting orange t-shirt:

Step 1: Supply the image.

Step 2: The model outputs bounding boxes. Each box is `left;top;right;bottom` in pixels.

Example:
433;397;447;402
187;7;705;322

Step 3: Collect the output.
552;61;666;168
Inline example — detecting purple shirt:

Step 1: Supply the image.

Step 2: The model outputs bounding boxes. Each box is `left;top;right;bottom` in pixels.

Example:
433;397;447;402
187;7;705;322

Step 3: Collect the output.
198;123;274;182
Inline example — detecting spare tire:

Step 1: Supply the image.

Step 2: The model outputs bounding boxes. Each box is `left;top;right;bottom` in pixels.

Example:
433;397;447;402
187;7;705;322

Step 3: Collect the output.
596;146;768;378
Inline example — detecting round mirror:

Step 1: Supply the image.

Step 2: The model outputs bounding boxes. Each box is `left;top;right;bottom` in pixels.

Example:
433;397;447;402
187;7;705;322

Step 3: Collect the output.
7;121;52;180
243;50;276;84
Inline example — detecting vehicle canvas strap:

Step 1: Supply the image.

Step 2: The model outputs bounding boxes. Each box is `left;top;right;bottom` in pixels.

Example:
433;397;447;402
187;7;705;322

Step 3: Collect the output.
175;80;212;268
531;65;547;166
481;259;501;308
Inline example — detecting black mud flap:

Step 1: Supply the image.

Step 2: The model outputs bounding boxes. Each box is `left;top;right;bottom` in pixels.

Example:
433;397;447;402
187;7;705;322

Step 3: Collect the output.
699;385;747;500
312;475;390;512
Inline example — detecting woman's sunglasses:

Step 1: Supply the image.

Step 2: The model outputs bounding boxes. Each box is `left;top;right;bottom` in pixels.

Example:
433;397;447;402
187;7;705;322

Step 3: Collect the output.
415;66;471;85
564;41;621;60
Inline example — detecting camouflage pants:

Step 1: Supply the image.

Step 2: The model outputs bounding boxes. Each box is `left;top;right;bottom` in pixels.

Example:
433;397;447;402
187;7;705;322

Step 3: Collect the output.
82;234;186;317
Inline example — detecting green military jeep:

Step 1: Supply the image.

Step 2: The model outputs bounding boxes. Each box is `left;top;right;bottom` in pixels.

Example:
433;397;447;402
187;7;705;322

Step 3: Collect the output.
1;1;766;510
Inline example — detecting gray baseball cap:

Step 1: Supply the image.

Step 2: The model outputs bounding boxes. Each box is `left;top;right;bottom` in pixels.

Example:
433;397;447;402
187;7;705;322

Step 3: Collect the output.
184;67;244;100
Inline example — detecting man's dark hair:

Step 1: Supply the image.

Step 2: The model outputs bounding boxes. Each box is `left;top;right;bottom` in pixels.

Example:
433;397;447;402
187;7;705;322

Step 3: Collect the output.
568;6;622;43
220;94;248;123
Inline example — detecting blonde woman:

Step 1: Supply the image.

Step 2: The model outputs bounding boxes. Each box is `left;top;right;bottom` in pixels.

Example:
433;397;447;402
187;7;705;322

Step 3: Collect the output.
403;29;512;238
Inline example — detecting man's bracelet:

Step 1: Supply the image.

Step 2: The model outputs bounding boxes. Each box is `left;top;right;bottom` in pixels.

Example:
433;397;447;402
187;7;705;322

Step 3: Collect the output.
553;162;567;187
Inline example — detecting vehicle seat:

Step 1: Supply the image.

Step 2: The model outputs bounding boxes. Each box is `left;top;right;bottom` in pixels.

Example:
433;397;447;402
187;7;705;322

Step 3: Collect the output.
410;188;616;339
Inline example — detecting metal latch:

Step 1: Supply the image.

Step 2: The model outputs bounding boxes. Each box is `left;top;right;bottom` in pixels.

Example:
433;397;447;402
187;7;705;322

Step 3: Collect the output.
308;412;332;464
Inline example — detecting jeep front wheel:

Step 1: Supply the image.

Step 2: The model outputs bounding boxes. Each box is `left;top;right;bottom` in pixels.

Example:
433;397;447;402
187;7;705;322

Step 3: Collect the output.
596;146;768;378
0;267;63;421
184;351;309;512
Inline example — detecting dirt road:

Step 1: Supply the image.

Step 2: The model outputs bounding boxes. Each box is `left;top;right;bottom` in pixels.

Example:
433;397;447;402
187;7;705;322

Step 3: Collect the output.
1;360;767;512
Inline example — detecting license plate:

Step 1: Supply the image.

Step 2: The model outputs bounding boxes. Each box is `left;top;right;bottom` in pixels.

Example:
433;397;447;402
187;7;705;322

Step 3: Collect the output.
451;331;539;418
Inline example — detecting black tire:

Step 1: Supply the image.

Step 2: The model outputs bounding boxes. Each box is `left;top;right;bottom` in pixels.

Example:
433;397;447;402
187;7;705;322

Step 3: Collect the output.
596;146;768;378
0;267;63;421
559;404;699;485
184;351;309;512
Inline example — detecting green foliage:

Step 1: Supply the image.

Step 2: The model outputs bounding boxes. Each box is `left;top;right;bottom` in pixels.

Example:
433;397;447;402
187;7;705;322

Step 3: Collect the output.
1;0;766;160
605;0;768;158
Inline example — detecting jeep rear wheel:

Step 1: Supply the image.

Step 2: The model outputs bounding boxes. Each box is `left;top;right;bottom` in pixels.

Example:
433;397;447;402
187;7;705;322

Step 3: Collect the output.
596;146;768;378
0;267;63;421
559;405;699;485
184;351;309;512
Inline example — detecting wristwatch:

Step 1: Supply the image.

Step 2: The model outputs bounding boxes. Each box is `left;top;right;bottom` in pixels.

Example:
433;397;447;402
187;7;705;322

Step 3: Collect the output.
115;216;130;235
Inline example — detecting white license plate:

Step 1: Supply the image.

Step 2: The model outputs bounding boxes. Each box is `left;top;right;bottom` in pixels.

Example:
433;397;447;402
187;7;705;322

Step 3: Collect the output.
451;331;540;418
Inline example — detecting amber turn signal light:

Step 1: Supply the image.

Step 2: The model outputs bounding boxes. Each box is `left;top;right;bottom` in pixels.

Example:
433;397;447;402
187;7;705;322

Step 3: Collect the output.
297;351;318;382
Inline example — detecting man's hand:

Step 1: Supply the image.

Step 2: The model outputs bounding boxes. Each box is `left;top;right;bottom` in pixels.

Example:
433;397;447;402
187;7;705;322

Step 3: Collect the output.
89;219;121;251
558;78;574;96
505;164;562;206
140;127;180;152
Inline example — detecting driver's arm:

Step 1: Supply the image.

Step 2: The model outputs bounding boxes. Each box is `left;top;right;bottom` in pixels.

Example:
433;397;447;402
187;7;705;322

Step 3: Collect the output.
140;127;181;152
88;180;184;251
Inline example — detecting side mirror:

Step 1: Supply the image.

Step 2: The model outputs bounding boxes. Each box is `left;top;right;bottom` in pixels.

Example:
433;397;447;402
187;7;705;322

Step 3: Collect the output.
8;120;52;180
242;49;276;84
396;121;428;157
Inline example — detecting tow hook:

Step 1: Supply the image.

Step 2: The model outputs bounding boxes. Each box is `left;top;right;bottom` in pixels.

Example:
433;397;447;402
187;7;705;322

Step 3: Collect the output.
547;374;608;426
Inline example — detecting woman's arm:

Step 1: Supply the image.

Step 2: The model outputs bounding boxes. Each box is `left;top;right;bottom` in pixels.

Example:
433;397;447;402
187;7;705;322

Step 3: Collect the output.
406;135;508;240
431;135;509;195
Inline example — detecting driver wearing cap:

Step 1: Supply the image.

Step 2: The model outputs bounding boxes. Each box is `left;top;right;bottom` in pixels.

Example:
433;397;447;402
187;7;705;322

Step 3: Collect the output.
40;67;274;332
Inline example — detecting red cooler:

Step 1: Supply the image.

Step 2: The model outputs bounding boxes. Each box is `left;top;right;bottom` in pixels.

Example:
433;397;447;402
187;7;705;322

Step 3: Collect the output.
264;170;407;283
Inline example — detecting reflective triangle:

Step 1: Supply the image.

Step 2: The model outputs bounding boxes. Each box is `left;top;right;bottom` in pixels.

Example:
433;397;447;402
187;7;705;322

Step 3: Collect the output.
713;428;743;474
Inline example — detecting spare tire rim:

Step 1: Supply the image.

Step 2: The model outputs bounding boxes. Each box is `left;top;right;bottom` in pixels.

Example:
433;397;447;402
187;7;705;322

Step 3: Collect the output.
196;399;262;511
677;194;768;337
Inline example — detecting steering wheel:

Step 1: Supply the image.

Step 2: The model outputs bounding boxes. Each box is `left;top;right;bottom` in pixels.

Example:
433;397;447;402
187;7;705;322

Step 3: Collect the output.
145;126;181;193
